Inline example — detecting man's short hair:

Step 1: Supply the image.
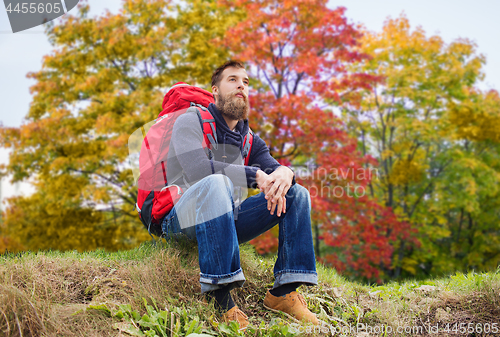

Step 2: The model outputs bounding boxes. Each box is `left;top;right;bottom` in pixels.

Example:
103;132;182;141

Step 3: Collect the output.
211;60;246;88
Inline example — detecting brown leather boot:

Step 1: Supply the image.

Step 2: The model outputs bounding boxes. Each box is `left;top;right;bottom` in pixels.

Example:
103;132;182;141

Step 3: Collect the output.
220;305;249;331
263;290;319;324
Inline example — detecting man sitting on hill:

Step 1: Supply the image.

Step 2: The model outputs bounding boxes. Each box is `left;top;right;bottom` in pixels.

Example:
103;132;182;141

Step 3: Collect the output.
162;60;319;329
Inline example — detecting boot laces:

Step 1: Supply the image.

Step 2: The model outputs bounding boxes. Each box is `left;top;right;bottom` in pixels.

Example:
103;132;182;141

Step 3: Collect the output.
229;308;248;320
296;293;307;307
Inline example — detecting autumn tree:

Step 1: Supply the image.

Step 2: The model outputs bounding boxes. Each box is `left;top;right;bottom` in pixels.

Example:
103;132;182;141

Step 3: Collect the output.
0;0;242;251
342;15;500;277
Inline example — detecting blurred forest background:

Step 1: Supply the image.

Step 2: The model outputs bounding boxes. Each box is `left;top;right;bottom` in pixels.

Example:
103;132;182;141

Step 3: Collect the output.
1;0;499;284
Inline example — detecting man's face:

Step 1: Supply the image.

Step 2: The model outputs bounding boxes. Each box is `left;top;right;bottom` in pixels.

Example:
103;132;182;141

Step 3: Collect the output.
212;66;250;121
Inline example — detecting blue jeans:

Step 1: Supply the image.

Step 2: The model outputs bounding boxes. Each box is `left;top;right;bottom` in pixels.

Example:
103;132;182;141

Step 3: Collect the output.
161;174;317;293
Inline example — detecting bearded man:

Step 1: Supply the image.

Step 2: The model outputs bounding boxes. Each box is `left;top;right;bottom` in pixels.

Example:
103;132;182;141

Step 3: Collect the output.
162;61;319;330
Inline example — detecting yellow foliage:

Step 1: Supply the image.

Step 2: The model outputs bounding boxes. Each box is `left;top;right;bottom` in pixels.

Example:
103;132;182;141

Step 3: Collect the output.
400;257;419;275
3;176;149;252
448;90;500;143
389;159;424;186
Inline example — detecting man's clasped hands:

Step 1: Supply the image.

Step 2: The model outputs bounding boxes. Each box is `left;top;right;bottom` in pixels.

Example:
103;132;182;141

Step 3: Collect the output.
255;166;295;217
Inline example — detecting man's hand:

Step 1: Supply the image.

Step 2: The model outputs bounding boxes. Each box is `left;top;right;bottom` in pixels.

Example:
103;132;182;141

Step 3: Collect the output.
256;166;294;217
255;169;269;191
256;170;284;216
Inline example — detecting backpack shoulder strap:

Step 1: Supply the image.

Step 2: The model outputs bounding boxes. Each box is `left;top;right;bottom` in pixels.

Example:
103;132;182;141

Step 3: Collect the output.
243;128;254;166
198;108;218;151
187;106;218;155
188;105;253;166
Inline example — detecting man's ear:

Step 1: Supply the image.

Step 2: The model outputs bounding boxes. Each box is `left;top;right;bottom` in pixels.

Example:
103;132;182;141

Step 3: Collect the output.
212;85;219;102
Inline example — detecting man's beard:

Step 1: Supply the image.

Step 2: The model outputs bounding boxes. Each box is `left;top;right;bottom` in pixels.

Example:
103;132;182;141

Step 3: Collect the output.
216;90;249;121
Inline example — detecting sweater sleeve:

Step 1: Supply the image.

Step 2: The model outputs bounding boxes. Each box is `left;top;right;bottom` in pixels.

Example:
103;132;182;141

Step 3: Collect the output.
246;133;296;188
171;112;260;188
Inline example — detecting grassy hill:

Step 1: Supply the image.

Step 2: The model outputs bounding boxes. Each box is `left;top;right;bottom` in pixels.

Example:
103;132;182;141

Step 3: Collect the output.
1;239;499;336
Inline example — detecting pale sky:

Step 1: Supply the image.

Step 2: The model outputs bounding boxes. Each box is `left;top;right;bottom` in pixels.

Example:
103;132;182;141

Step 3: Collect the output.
1;0;499;201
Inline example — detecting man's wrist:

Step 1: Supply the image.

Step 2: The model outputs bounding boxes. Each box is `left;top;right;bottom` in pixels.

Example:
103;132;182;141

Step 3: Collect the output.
255;169;265;188
278;165;294;178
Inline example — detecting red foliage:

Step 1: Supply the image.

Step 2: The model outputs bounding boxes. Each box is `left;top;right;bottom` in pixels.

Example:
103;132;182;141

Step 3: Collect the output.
250;227;280;255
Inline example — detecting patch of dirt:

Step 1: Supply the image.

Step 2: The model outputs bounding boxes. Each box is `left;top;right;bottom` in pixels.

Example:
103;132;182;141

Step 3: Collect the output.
417;291;500;336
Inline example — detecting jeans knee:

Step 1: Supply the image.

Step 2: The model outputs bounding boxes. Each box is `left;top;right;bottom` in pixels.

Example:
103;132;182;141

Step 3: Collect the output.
287;184;311;207
203;174;234;190
200;174;234;203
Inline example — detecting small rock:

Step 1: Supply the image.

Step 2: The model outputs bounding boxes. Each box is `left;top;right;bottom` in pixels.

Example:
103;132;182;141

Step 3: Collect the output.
415;285;437;293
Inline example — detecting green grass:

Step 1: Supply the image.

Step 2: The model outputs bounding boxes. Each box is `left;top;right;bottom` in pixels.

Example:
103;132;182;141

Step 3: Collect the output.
1;240;499;336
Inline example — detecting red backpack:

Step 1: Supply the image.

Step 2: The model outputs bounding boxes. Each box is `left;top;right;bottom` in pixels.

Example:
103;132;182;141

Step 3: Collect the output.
135;82;254;237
